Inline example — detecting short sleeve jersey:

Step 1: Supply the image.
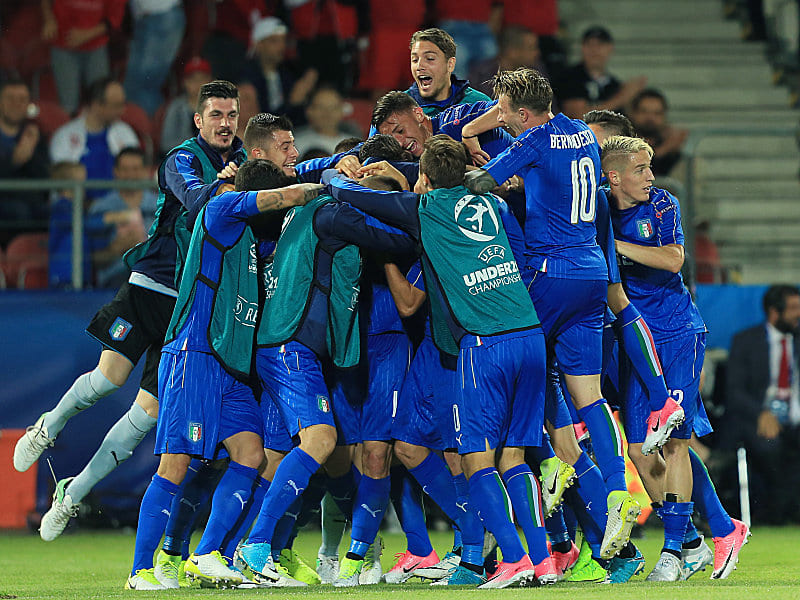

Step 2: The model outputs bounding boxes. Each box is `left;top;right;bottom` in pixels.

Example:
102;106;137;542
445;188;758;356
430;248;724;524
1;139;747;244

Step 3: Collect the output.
482;113;607;280
611;187;706;340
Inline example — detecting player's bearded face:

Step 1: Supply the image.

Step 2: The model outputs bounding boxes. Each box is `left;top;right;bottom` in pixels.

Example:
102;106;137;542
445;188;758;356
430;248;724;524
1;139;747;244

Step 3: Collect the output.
196;97;239;154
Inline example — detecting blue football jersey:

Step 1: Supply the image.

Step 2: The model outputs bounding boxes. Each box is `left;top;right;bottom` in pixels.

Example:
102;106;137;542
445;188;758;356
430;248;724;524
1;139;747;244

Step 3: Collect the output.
482;113;607;280
610;187;706;340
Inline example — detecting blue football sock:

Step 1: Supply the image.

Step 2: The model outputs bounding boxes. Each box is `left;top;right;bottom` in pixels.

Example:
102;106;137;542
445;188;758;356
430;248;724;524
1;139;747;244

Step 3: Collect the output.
502;464;549;564
390;465;432;557
561;502;578;543
661;501;693;554
577;399;627;492
468;467;525;564
527;436;556;463
272;494;303;559
163;459;224;558
689;447;735;538
194;462;258;556
453;473;484;566
684;519;701;545
545;505;571;545
294;472;327;528
565;451;607;556
408;452;460;521
220;476;268;560
614;304;668;412
132;474;179;574
248;448;320;544
327;468;356;519
349;475;391;557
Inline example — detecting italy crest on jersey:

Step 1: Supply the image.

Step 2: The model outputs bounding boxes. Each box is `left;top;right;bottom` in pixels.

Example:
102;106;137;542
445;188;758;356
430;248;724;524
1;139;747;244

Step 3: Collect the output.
636;219;654;239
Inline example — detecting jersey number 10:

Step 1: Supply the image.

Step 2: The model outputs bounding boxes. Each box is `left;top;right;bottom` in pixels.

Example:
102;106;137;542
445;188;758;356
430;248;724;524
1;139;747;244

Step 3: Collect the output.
570;157;597;224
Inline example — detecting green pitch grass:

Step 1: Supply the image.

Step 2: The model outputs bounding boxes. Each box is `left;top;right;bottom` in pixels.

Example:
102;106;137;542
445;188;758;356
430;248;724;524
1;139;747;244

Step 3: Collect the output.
1;526;798;599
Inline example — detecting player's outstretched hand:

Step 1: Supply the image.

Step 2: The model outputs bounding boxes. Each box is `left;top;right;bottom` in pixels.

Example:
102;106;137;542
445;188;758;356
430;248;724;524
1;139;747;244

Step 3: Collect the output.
336;155;362;178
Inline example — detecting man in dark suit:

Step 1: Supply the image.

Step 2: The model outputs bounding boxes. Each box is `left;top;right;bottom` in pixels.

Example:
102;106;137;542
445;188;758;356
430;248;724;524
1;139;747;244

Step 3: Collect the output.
724;284;800;523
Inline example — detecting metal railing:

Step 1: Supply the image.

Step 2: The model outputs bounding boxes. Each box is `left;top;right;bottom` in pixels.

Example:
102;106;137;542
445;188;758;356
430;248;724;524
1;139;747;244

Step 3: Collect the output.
681;125;800;282
0;179;158;289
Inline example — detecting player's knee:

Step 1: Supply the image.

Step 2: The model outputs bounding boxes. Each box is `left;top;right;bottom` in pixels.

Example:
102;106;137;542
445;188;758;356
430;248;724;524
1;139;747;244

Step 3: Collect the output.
157;454;192;485
98;349;135;386
233;445;267;470
300;425;338;463
393;441;426;469
362;443;391;477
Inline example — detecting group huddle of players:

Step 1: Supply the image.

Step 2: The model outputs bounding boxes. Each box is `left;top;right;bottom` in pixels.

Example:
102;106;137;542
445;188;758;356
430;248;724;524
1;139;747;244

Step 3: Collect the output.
12;28;750;592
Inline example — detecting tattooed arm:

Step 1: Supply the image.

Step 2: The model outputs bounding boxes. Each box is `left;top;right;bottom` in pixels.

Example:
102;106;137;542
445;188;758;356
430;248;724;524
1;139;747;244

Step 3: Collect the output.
256;183;324;213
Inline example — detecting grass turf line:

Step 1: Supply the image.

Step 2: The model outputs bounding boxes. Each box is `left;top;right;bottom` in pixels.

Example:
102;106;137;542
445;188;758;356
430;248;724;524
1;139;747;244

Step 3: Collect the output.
0;526;798;599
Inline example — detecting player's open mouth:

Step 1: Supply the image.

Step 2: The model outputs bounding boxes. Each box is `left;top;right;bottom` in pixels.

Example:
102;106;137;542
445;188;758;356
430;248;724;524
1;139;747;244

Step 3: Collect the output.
405;140;418;153
417;75;433;88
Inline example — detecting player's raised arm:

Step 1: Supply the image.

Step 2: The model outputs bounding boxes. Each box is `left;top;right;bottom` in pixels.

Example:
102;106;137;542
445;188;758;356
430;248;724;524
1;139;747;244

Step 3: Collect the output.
255;183;323;213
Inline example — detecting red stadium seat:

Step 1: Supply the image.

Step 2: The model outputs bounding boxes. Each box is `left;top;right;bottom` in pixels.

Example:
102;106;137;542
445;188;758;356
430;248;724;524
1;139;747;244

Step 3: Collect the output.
17;261;48;289
1;5;46;81
35;99;70;140
4;232;48;289
121;103;154;162
343;98;374;136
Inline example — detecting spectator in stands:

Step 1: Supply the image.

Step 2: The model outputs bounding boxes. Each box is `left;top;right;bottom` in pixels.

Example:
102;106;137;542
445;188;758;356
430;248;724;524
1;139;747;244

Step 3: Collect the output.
87;147;156;288
406;28;491;116
201;0;268;83
288;0;360;94
235;81;261;133
554;26;648;119
293;85;363;155
724;284;800;523
47;161;95;287
0;77;50;228
49;78;140;199
357;0;425;99
498;0;565;74
468;25;558;112
693;219;723;284
159;57;213;156
436;0;501;79
630;88;688;177
41;0;127;115
240;17;318;126
123;0;186;116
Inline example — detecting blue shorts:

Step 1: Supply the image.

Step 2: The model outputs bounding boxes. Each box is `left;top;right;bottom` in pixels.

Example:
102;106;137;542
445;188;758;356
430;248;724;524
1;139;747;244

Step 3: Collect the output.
528;272;606;376
544;364;574;429
260;389;294;452
330;332;412;444
155;349;263;459
392;336;458;450
256;342;335;438
622;332;710;443
455;329;546;454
